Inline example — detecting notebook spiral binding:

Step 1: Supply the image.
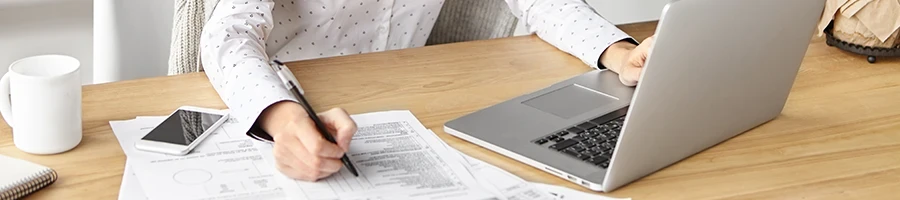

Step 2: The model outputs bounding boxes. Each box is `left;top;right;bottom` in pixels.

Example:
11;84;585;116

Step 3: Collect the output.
0;168;57;200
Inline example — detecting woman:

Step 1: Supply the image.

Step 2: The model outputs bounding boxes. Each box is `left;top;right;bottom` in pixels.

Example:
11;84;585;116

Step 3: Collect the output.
199;0;655;181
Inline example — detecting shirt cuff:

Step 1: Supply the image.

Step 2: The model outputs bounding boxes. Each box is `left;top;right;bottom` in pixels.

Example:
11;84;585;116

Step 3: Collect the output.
242;97;298;143
221;79;298;143
248;118;276;142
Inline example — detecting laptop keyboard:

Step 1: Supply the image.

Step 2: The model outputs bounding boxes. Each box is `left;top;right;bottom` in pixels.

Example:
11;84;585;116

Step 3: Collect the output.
532;115;625;169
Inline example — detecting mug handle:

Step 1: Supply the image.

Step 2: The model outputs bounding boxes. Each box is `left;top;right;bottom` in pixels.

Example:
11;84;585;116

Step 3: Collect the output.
0;73;13;128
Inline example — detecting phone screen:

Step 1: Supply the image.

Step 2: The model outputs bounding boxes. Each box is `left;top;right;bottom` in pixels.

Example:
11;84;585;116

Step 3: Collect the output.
141;109;225;145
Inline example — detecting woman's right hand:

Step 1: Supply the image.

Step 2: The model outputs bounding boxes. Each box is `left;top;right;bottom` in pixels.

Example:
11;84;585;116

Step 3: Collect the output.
258;101;357;181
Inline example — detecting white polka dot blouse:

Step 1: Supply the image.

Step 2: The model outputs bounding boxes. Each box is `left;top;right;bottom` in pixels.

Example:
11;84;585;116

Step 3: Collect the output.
199;0;635;141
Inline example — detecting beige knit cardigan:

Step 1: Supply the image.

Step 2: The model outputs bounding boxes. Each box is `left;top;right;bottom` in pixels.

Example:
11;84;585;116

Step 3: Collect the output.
167;0;519;75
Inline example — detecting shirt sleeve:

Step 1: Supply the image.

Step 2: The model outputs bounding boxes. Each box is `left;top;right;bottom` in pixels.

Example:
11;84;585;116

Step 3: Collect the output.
200;0;297;142
504;0;638;69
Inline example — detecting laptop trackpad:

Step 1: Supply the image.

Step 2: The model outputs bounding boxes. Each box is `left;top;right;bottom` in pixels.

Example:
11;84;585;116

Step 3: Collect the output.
522;84;618;119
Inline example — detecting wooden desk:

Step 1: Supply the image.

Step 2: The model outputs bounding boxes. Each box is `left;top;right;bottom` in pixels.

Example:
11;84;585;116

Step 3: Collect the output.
2;22;900;199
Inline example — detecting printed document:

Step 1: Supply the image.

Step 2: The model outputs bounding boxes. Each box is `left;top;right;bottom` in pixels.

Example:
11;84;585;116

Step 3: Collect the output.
110;111;629;200
119;159;148;200
432;130;630;200
429;129;555;200
258;110;496;200
112;117;164;200
110;115;285;200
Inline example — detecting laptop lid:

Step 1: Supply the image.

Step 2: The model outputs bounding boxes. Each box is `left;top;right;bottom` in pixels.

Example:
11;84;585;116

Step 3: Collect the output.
602;0;826;191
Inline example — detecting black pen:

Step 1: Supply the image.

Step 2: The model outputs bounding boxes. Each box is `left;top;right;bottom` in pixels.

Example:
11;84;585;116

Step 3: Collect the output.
270;60;360;177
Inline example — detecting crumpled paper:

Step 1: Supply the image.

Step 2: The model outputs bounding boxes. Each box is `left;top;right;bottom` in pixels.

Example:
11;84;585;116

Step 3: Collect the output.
818;0;900;44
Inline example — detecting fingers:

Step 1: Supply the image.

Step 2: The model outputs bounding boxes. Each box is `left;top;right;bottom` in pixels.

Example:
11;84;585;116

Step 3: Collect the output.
619;72;638;86
618;35;656;86
642;35;656;45
275;159;336;181
293;117;346;159
636;36;654;62
275;159;317;181
267;107;356;182
318;108;357;152
618;58;642;87
317;158;344;175
628;67;643;85
272;131;309;167
273;141;319;181
272;135;343;180
640;35;656;52
617;61;639;86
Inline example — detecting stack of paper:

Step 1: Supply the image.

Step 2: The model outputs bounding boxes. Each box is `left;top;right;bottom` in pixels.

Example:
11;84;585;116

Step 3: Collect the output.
109;110;628;200
110;114;287;200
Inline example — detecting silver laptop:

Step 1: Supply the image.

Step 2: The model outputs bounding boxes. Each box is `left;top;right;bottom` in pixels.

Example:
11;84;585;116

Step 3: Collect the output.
444;0;825;192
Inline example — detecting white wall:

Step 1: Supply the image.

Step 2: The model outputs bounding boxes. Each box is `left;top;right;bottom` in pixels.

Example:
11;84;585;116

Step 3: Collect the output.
2;0;661;85
0;0;94;84
0;0;174;85
584;0;669;25
93;0;173;84
514;0;669;36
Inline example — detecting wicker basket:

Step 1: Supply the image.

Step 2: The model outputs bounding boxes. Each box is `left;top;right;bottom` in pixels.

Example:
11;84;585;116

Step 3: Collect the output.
824;11;900;63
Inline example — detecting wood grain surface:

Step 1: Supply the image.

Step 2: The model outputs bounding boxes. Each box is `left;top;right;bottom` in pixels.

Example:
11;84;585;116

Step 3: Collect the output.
2;21;900;199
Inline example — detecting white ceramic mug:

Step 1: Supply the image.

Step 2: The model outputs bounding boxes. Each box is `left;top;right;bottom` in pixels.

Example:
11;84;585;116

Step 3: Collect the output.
0;55;82;154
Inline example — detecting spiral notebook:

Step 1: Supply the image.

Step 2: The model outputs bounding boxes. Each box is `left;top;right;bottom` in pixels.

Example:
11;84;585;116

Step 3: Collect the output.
0;154;57;200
